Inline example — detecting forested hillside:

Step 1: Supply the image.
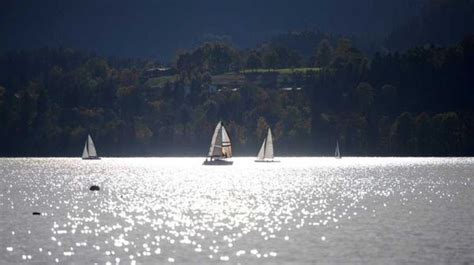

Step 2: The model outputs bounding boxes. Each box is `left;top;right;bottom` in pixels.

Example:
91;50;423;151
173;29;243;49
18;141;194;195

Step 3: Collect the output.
386;0;474;50
0;0;423;59
0;35;473;156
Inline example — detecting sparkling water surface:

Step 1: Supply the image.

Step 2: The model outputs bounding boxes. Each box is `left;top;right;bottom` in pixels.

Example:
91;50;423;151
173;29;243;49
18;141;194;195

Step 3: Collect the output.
0;157;473;264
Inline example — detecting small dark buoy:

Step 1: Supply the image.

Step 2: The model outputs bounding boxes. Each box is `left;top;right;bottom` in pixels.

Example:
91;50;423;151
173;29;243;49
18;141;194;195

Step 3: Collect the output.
89;185;100;191
32;212;41;216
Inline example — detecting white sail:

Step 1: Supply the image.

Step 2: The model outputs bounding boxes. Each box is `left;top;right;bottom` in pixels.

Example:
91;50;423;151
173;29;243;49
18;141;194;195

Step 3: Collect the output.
87;135;98;157
256;128;274;161
208;122;223;157
206;121;232;160
257;138;266;160
203;122;234;165
221;125;232;158
82;141;89;158
264;128;274;159
335;141;341;158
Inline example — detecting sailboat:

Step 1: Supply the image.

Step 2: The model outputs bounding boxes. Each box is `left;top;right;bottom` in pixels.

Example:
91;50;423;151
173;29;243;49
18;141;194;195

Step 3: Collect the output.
335;140;341;159
255;128;279;162
203;121;233;165
82;134;100;160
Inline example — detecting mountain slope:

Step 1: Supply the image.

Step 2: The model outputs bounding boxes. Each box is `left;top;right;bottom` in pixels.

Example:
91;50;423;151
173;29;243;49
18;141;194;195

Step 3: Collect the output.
386;0;474;50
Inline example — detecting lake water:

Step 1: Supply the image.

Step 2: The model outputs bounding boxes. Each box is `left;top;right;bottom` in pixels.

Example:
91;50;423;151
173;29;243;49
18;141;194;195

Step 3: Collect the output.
0;157;473;264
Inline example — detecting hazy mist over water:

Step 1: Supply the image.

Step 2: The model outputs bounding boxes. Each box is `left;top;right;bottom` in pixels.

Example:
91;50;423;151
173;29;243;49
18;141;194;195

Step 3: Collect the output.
1;157;473;264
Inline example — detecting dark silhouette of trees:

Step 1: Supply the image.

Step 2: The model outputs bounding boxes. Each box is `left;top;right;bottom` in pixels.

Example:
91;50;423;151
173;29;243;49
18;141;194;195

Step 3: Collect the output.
0;35;473;156
246;52;262;70
315;39;333;67
387;0;474;51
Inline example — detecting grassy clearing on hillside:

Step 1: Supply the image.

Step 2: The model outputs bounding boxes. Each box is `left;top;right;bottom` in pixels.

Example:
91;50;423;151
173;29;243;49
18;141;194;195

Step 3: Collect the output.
146;75;177;88
211;73;246;86
145;67;322;88
240;67;321;74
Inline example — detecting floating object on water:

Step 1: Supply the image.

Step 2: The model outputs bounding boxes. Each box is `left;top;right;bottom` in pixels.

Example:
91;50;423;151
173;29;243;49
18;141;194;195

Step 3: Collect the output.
203;121;233;165
82;134;101;160
335;140;342;159
255;128;279;163
32;212;41;216
89;185;100;191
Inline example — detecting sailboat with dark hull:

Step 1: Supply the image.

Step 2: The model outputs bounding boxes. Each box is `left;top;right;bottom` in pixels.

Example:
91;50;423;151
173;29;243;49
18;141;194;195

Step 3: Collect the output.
255;128;279;162
82;134;100;160
203;122;233;165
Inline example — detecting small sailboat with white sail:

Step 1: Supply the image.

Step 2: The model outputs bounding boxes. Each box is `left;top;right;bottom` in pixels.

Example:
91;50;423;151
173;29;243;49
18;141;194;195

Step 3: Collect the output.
335;140;341;159
82;134;100;160
203;121;233;165
255;128;279;162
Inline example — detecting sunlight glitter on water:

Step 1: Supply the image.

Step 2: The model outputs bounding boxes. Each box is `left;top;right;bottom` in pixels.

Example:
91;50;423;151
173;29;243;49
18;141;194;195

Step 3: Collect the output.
0;157;473;264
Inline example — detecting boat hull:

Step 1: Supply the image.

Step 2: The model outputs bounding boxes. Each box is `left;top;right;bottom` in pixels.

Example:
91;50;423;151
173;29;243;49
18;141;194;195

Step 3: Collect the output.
203;159;233;165
255;159;280;163
82;157;101;160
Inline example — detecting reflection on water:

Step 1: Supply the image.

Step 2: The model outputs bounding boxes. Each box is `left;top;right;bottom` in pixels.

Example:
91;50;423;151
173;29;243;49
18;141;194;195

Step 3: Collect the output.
0;157;473;264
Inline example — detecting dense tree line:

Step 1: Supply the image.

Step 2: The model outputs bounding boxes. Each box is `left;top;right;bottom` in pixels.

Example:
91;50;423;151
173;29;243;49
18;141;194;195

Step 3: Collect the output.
0;35;473;156
386;0;474;51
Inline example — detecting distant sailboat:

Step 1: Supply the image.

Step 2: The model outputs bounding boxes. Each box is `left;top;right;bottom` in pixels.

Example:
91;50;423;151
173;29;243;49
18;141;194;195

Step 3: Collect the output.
255;128;279;162
82;134;100;160
203;122;233;165
335;140;341;159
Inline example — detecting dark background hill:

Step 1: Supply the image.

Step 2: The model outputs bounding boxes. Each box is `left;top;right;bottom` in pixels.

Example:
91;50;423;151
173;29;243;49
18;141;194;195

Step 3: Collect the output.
386;0;474;51
1;0;474;157
1;0;424;61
